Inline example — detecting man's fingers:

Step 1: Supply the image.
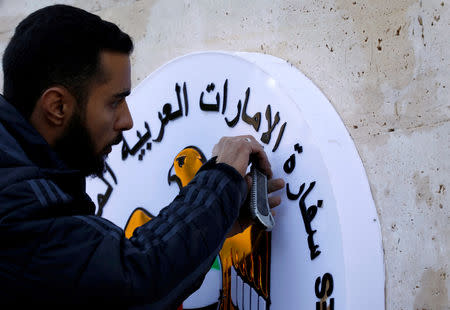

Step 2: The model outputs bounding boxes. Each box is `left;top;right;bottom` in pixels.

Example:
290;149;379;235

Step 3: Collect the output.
268;196;281;208
268;178;285;193
213;135;273;178
268;178;284;209
244;135;272;178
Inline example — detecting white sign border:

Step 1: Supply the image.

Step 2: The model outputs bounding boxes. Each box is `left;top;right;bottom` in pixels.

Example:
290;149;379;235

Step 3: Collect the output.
234;51;385;309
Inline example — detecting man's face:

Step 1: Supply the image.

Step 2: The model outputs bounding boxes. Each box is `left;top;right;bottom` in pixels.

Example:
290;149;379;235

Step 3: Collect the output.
55;51;133;177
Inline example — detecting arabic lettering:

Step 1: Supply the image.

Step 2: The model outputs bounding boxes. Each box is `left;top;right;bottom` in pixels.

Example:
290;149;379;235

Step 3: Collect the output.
199;80;229;114
225;100;242;128
122;122;152;161
221;79;228;114
96;162;117;216
284;143;322;261
199;83;220;112
271;122;286;152
287;181;322;260
217;81;287;151
153;82;189;143
177;82;189;117
282;139;336;305
241;87;261;132
283;143;303;174
260;105;280;144
315;273;335;309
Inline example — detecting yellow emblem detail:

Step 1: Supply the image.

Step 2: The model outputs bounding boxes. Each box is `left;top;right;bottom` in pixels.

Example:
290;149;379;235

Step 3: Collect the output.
173;147;206;187
124;208;152;239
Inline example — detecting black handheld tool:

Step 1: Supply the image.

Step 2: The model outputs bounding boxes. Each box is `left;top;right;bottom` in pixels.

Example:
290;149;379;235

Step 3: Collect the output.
249;164;275;231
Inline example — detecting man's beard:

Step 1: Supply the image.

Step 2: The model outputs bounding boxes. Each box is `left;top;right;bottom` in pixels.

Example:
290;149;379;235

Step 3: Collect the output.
53;111;117;178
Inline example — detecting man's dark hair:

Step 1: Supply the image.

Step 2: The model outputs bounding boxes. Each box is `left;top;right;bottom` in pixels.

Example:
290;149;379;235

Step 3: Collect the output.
2;4;133;119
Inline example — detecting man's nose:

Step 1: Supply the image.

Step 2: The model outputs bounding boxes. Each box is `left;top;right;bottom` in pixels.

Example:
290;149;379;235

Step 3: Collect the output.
115;100;133;131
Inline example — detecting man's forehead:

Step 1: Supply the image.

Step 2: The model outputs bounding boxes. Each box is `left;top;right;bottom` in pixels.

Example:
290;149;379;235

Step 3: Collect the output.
97;50;131;85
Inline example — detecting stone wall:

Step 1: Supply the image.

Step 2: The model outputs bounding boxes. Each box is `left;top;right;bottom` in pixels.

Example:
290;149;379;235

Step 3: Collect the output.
0;0;448;308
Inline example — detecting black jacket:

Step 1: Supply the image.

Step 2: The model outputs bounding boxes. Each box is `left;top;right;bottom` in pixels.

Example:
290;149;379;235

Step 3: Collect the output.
0;95;247;308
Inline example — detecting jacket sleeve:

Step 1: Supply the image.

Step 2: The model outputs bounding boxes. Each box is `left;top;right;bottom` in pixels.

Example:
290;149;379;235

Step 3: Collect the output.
26;162;247;308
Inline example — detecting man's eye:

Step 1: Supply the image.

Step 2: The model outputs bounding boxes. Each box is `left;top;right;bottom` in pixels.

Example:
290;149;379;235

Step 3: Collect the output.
111;99;123;108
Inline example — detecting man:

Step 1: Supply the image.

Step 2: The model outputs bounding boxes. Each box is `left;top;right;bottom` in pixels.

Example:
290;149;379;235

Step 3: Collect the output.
0;4;284;308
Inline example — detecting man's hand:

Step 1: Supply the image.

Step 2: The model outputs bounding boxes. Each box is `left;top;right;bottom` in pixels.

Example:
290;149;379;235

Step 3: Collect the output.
212;135;272;178
212;135;284;237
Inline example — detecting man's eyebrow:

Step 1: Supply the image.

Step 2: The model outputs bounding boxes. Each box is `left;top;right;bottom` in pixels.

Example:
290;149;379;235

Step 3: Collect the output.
113;90;131;98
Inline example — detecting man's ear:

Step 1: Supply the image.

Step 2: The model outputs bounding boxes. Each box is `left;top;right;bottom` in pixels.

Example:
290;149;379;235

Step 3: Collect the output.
37;86;76;127
30;86;77;147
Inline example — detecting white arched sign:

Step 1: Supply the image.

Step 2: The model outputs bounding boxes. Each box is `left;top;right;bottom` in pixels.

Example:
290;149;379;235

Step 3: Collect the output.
86;51;384;309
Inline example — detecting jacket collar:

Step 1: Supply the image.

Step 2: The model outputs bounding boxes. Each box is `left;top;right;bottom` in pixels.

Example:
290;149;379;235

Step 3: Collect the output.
0;94;68;171
0;95;95;215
